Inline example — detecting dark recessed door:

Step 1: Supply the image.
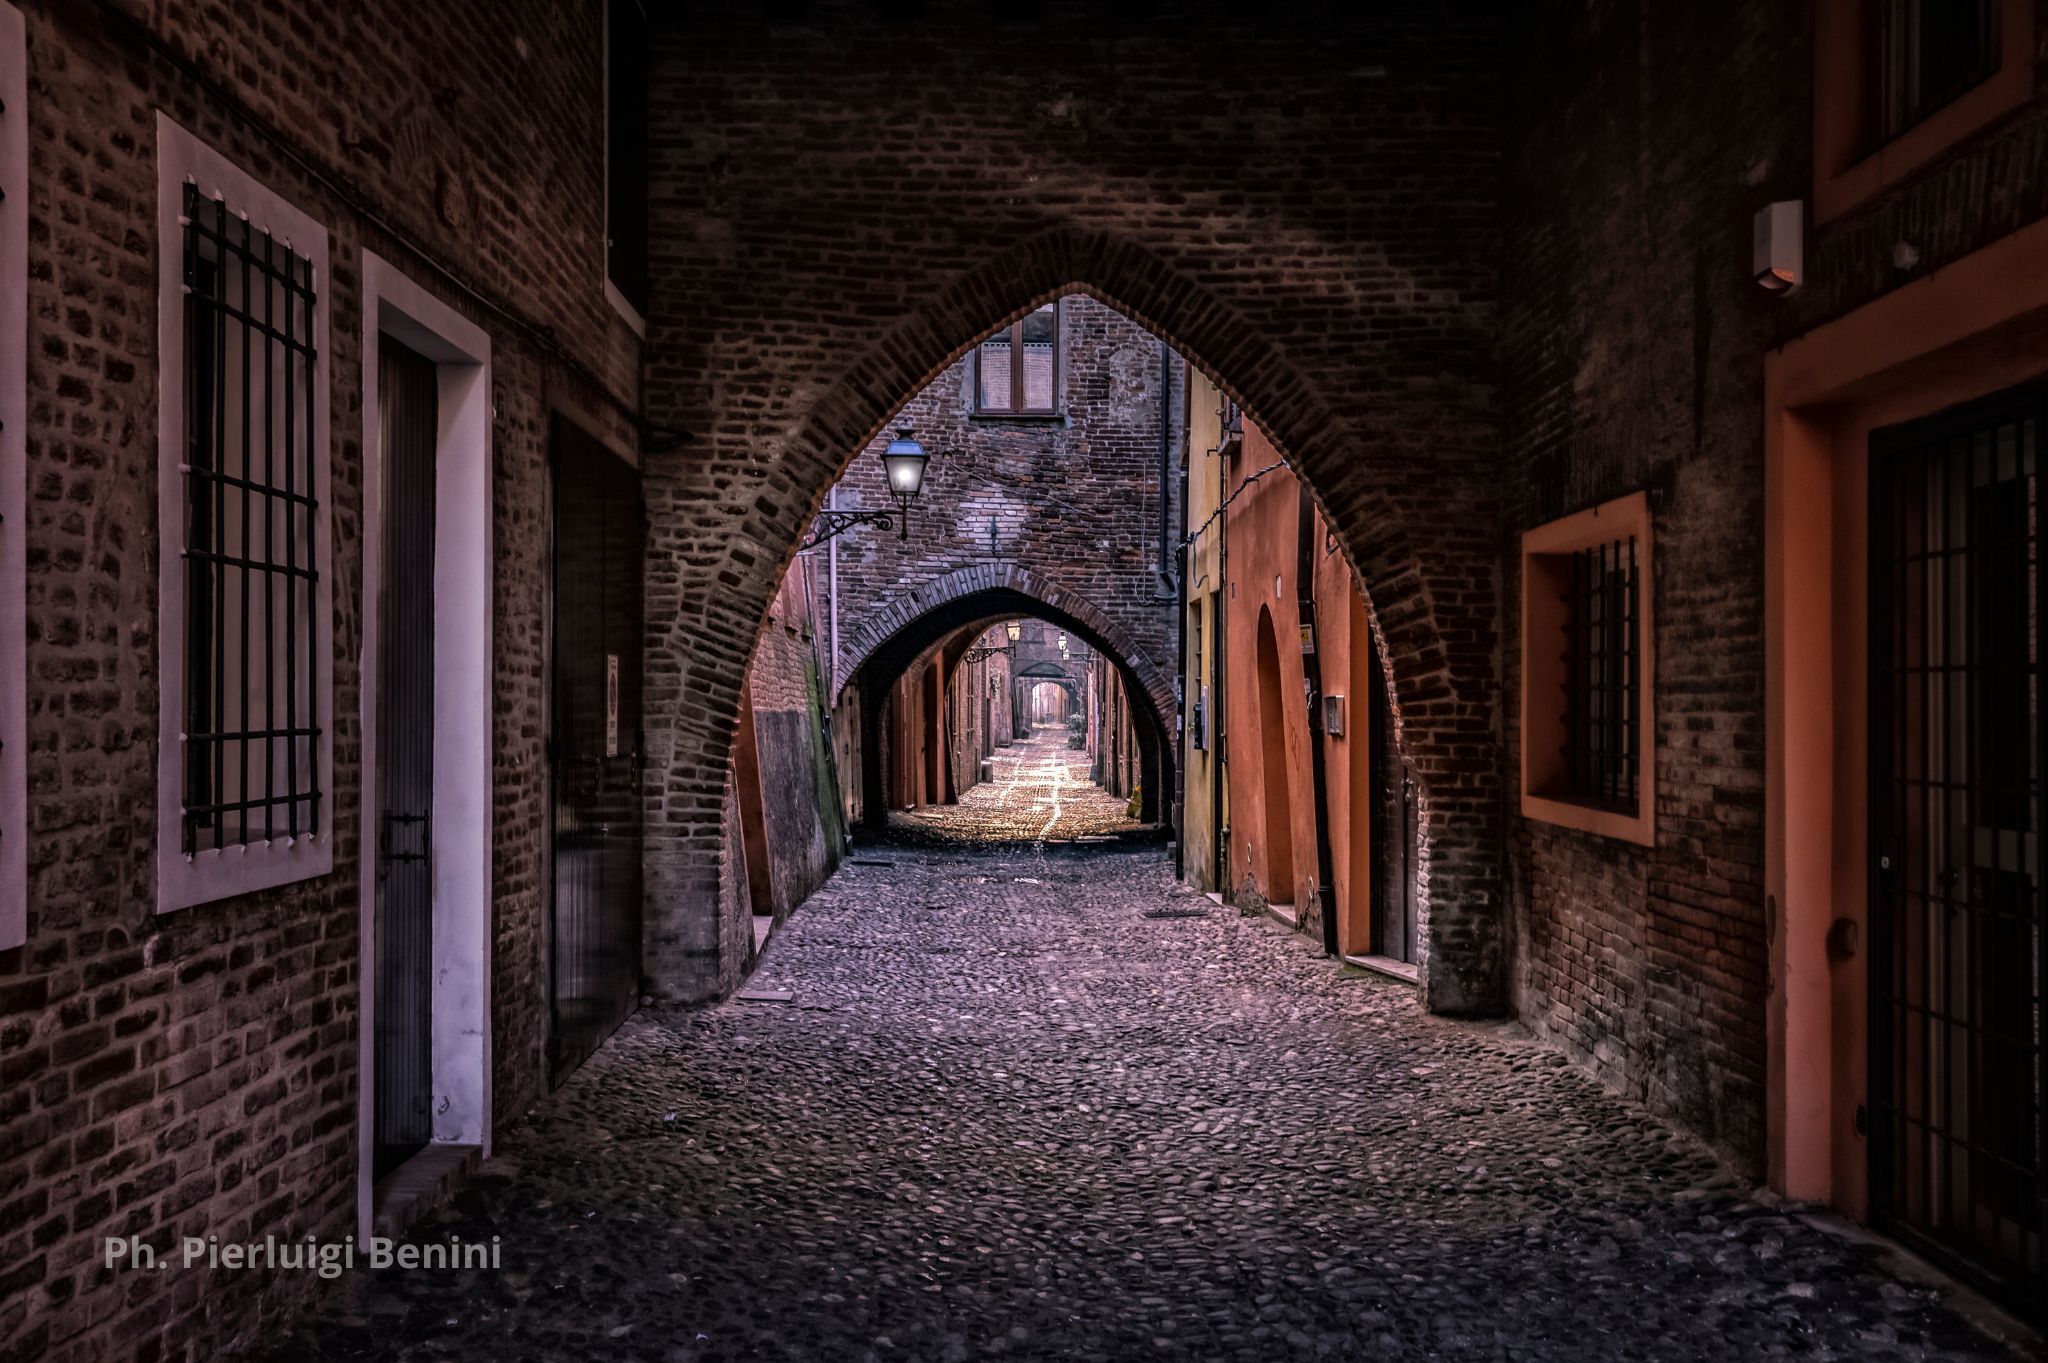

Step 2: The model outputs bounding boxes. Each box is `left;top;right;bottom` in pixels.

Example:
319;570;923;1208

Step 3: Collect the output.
549;418;646;1083
1869;382;2044;1322
373;338;438;1179
1369;631;1418;966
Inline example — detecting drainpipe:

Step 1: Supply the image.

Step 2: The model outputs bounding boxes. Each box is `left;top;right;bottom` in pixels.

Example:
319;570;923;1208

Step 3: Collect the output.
1298;482;1339;958
1214;422;1229;894
1172;437;1190;879
1157;338;1174;590
828;482;841;697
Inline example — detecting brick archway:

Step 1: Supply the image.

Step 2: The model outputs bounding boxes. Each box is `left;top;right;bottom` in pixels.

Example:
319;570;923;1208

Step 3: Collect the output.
645;227;1502;1013
842;569;1176;830
838;561;1174;727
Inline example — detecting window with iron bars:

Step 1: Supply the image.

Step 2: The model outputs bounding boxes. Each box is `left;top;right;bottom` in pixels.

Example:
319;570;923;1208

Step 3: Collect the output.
179;182;323;854
1557;536;1639;811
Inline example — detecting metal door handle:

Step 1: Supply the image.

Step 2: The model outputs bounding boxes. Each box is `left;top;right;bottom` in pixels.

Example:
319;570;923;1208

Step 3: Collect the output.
381;810;432;866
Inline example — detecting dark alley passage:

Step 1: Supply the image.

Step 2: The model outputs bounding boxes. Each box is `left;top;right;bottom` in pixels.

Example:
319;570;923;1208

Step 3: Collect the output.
255;845;2013;1363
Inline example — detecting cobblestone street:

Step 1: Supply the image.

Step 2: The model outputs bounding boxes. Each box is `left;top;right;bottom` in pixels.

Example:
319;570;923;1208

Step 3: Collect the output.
254;833;2024;1363
887;731;1145;846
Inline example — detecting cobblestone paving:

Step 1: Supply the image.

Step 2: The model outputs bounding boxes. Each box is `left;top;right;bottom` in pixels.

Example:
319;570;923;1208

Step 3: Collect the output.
887;730;1143;846
252;845;2031;1363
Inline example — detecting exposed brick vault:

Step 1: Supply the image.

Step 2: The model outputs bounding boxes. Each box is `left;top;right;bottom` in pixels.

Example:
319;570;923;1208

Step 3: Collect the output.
642;4;1504;1014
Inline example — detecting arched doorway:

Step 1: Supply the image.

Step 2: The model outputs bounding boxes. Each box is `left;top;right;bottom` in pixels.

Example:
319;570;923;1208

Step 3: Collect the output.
1253;606;1296;908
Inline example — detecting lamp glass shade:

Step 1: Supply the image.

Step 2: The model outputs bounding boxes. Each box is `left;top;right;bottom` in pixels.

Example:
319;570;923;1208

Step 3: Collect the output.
1005;621;1022;642
880;429;929;498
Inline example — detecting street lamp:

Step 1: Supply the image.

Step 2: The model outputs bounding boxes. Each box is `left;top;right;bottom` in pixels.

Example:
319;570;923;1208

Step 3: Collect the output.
802;427;931;550
964;618;1023;665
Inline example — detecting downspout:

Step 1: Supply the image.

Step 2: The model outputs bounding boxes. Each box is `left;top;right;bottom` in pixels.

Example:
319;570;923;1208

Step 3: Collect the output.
1157;338;1174;587
1173;466;1190;877
1298;482;1339;957
828;483;841;697
1214;424;1229;894
1158;339;1177;841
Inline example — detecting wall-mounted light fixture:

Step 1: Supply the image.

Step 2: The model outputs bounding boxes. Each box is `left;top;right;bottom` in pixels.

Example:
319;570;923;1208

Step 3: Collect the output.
1753;200;1803;293
802;427;932;550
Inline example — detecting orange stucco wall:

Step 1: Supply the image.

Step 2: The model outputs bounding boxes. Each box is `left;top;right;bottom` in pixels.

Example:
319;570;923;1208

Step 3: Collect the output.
1222;422;1375;944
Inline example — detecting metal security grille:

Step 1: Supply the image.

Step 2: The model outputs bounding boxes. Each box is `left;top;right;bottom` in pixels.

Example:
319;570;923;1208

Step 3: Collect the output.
1558;536;1639;810
180;183;321;853
1869;383;2045;1322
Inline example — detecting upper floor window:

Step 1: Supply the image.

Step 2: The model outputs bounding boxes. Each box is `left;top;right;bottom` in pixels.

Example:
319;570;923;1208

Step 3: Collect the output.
976;302;1060;415
1869;0;1999;145
1814;0;2033;222
156;116;334;911
606;0;650;328
1520;492;1654;846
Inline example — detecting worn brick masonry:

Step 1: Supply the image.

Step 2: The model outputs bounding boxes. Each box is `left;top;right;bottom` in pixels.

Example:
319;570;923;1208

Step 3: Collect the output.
0;1;638;1357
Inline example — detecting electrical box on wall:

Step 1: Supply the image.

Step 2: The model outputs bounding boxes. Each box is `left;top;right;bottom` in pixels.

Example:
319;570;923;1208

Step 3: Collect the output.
1323;694;1346;737
1753;200;1803;293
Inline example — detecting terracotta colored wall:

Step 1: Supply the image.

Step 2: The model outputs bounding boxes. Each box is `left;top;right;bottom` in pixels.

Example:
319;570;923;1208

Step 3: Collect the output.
1216;428;1325;926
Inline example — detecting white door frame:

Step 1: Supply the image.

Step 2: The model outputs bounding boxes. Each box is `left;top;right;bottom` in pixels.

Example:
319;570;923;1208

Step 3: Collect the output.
357;252;494;1240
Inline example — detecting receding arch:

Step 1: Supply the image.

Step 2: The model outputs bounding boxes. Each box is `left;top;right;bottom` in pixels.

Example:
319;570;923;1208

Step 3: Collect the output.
644;227;1502;1013
1254;606;1297;907
844;580;1174;831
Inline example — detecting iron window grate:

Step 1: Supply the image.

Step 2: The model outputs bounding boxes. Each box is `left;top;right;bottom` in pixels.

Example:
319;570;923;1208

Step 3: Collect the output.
180;182;322;854
1557;535;1639;812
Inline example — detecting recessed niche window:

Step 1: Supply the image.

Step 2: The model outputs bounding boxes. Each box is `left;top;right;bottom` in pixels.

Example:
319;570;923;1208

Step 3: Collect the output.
1520;491;1654;845
1814;0;2033;223
605;0;649;328
1869;0;1998;146
157;116;334;912
975;302;1060;415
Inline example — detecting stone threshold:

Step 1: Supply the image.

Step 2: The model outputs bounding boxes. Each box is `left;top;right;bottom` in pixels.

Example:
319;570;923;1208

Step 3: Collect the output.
372;1143;482;1240
1264;902;1299;928
1343;953;1420;984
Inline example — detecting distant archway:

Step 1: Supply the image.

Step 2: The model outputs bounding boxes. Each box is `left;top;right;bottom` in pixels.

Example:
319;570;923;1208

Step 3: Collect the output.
844;579;1173;829
1254;606;1296;907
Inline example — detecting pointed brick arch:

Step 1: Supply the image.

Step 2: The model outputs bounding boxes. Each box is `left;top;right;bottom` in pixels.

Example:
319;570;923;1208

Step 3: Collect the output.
841;570;1176;831
838;560;1174;728
647;237;1501;1012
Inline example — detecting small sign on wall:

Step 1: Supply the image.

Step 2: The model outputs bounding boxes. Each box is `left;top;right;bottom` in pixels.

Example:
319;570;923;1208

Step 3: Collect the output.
605;654;620;758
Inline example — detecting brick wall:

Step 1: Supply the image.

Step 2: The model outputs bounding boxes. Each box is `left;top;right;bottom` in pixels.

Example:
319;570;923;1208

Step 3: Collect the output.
1498;0;2048;1172
639;0;1506;1014
742;562;844;923
828;295;1183;694
0;1;636;1357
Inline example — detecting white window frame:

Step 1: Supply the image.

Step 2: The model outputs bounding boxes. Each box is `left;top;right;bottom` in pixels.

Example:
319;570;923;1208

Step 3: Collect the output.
0;2;27;950
155;115;335;913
